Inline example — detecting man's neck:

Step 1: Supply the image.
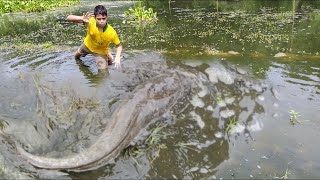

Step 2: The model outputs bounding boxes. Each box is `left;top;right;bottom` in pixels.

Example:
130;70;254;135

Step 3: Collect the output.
96;23;108;32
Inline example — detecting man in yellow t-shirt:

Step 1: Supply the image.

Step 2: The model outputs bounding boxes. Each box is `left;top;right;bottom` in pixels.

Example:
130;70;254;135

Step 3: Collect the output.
67;5;123;70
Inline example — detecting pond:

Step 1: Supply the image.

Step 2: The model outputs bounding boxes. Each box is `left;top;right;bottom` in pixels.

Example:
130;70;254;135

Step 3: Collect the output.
0;0;320;179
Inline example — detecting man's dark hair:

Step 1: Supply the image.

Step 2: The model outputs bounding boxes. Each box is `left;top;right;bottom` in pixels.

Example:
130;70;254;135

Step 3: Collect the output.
94;5;108;17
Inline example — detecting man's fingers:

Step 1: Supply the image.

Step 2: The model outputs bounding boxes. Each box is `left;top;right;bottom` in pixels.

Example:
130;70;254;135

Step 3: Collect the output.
85;12;94;17
83;12;93;18
115;63;121;69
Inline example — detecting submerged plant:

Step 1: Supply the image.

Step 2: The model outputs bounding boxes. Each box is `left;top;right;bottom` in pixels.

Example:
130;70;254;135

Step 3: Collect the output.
122;122;171;164
225;116;238;135
215;95;223;103
0;121;4;130
274;162;292;179
176;142;200;152
289;109;300;125
146;123;169;146
279;167;291;179
28;73;100;131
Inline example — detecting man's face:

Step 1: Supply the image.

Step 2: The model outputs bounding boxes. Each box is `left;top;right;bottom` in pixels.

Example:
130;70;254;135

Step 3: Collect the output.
95;14;107;27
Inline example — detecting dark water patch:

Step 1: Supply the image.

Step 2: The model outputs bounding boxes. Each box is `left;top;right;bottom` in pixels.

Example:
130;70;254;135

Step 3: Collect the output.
268;60;320;101
28;54;60;68
8;53;54;69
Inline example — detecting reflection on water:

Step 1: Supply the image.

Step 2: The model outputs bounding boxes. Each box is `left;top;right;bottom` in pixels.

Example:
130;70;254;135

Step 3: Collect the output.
0;0;320;179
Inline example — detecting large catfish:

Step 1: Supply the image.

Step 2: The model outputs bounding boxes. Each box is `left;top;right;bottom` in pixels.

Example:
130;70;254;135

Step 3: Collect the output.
17;71;192;172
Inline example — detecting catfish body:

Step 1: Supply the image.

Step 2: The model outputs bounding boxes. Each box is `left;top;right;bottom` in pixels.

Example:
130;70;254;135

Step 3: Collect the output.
17;72;185;172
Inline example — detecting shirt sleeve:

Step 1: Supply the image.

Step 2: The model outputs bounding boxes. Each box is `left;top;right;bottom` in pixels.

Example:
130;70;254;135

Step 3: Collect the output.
113;32;121;46
86;17;95;28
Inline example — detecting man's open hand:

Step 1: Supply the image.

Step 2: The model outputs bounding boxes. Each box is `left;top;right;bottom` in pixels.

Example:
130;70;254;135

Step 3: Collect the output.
113;56;121;69
82;12;93;24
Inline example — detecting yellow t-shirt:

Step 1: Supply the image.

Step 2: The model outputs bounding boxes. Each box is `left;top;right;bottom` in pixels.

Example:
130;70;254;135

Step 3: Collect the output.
84;17;121;55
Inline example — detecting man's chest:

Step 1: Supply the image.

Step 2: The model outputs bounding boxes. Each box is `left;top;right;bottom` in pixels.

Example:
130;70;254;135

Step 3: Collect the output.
89;29;113;44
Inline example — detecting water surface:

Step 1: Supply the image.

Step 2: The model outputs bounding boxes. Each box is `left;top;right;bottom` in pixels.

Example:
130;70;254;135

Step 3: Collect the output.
0;0;320;179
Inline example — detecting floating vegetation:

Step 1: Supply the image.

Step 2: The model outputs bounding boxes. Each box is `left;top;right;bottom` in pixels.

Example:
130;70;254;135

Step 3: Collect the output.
289;109;301;125
123;0;158;27
0;0;80;14
0;0;319;60
120;3;320;59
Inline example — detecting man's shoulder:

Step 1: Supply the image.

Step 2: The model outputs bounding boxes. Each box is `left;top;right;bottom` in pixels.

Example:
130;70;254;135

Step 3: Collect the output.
107;24;118;34
89;17;96;23
108;24;116;30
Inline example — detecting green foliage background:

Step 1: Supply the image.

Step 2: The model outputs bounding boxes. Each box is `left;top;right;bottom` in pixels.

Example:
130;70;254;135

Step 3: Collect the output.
0;0;79;14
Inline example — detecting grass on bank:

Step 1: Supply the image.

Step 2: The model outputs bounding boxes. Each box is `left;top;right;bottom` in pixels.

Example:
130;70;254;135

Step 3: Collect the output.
0;0;80;14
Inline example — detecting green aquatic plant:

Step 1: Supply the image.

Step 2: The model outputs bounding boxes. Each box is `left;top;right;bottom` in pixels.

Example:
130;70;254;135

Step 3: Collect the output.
0;0;79;14
122;122;170;164
176;142;200;152
146;123;169;146
215;95;223;103
279;167;291;179
68;96;100;110
123;0;158;26
274;162;292;179
225;116;238;135
0;121;4;130
289;109;301;125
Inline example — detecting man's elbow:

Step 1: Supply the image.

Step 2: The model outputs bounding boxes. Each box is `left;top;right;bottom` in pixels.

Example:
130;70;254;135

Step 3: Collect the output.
66;15;73;21
116;44;123;51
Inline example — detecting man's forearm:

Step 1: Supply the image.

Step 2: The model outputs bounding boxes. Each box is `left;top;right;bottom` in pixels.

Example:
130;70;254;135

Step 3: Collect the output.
66;15;84;23
115;44;123;60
